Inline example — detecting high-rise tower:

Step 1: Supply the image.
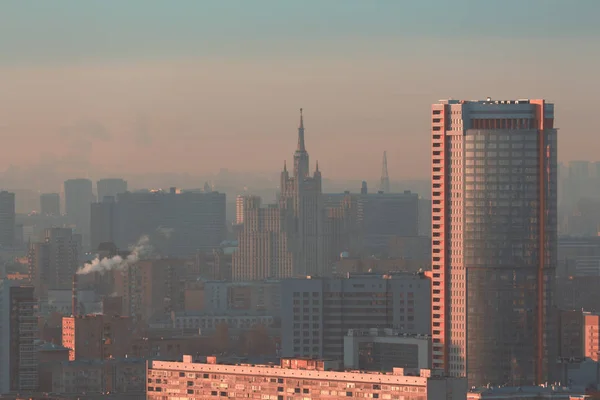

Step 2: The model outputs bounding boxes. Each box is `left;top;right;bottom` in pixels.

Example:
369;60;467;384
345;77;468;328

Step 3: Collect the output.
280;109;325;276
380;151;390;193
430;99;557;387
294;108;310;180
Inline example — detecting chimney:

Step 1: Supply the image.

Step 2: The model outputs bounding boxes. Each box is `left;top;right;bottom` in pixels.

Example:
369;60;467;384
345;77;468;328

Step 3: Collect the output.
72;274;78;317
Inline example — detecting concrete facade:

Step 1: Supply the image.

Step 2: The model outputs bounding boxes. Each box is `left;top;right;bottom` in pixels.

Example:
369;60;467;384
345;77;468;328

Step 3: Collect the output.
281;273;431;361
431;99;558;386
147;356;467;400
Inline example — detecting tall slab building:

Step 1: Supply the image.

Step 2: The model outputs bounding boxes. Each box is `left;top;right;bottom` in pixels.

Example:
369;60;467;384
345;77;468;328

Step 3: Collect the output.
430;99;557;386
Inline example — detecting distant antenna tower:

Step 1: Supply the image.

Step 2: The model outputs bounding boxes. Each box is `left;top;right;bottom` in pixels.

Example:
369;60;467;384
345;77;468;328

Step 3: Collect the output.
380;151;390;193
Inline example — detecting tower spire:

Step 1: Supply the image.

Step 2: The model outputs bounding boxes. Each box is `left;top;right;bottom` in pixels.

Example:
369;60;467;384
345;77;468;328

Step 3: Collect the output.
380;151;390;193
297;108;306;152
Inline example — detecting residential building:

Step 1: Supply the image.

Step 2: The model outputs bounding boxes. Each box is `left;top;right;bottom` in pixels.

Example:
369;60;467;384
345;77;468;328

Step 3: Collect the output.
0;281;38;393
147;355;467;400
28;228;81;298
114;259;186;321
431;99;558;386
585;313;600;361
61;314;133;361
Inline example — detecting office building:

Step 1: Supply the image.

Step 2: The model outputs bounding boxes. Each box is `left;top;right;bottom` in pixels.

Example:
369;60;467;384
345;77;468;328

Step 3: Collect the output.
557;236;600;278
0;191;15;248
281;273;431;360
0;281;38;393
96;178;127;202
323;190;420;256
431;99;557;386
147;355;467;400
64;178;94;244
344;328;431;371
202;280;281;314
90;197;116;251
28;228;82;297
112;189;226;256
40;193;60;216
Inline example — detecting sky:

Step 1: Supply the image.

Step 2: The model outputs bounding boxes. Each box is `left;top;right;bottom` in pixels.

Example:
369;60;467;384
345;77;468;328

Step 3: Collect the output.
1;0;599;182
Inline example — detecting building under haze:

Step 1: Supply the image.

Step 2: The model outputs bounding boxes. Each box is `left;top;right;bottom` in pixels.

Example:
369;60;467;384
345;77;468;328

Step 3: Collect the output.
28;228;82;298
430;99;557;386
64;179;94;246
0;191;15;248
90;196;116;251
40;193;60;216
233;110;327;280
279;109;326;276
111;188;226;256
96;178;127;202
232;195;295;280
0;281;37;394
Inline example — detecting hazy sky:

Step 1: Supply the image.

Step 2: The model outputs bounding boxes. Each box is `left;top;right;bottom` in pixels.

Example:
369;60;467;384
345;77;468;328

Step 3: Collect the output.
1;0;599;181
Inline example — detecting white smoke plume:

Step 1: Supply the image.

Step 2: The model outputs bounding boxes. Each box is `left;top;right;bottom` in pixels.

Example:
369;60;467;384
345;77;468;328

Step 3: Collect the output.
156;226;174;239
77;235;152;275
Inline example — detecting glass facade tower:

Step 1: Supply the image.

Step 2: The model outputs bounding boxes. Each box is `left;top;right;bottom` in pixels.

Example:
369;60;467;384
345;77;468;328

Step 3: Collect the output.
430;99;557;387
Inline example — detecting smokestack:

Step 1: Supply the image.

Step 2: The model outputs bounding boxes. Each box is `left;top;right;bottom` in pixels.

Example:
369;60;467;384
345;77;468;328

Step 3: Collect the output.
72;274;78;317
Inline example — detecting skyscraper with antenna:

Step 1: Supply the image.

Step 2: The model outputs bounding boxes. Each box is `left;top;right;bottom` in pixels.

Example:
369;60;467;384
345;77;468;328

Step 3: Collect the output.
380;151;390;193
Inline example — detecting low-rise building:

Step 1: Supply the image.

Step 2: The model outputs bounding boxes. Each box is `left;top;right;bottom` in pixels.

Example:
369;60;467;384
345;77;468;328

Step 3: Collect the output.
467;385;589;399
344;328;431;371
147;355;467;399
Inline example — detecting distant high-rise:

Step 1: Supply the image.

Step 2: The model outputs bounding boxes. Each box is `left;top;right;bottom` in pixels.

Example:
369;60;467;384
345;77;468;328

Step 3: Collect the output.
0;281;37;393
380;151;390;193
64;179;94;244
233;109;328;280
90;196;116;251
431;99;557;386
28;227;81;297
279;109;326;276
40;193;60;216
232;195;295;281
0;191;15;248
111;190;226;256
97;178;128;202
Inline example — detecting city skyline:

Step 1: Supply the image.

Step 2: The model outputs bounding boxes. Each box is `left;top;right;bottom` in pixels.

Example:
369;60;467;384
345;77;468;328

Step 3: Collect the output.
1;1;600;182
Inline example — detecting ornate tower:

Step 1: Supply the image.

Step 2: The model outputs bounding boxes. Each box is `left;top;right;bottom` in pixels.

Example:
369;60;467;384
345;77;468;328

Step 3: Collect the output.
294;108;310;180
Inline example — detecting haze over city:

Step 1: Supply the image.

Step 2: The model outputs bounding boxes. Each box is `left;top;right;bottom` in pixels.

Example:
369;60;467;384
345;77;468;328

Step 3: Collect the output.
4;2;600;399
1;0;600;189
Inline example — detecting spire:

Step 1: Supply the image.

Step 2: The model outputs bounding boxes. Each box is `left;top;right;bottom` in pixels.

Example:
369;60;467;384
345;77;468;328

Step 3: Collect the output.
380;151;390;193
297;108;306;152
315;160;319;172
283;160;287;172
